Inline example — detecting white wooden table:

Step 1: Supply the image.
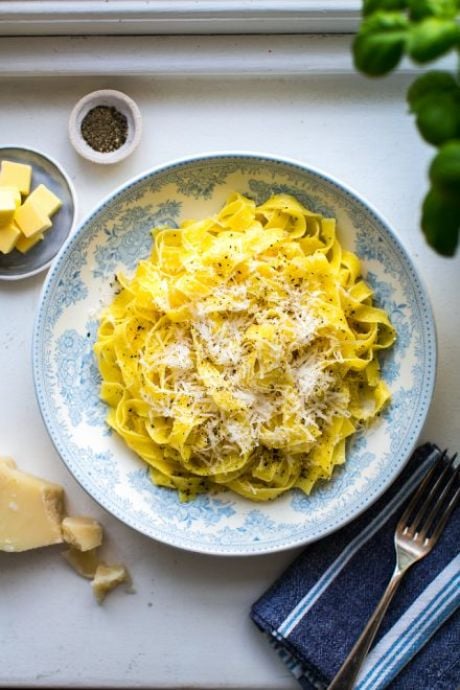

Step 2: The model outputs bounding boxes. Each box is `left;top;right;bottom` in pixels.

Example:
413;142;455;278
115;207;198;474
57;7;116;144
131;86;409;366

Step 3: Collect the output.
0;35;458;689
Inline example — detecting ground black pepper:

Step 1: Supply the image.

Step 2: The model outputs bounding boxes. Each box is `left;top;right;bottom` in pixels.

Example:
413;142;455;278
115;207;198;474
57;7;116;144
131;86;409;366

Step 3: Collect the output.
81;105;128;153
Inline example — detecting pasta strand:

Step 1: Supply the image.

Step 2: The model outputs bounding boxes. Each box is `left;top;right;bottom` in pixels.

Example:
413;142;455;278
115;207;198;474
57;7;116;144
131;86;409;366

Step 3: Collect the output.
94;194;396;502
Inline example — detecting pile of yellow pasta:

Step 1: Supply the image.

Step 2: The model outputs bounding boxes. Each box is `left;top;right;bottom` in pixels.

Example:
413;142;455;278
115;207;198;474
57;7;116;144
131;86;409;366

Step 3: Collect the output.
94;193;395;502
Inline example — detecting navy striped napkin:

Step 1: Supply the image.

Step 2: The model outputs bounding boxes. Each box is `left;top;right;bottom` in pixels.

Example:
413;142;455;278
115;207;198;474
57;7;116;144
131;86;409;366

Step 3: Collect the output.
251;443;460;690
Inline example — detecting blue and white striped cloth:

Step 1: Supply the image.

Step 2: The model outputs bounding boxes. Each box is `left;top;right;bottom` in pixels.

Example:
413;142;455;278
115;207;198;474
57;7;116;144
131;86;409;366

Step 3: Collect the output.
251;444;460;690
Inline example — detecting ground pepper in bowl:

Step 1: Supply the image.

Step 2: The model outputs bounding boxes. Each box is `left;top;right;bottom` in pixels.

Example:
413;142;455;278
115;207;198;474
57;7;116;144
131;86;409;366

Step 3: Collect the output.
81;106;128;153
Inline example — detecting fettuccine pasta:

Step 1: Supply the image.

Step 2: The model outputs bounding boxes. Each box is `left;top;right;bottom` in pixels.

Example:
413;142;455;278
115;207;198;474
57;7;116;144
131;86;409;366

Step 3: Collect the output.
94;193;395;502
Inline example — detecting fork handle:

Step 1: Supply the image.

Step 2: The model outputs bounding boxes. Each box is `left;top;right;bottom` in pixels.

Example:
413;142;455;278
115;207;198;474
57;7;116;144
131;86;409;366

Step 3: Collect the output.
327;567;404;690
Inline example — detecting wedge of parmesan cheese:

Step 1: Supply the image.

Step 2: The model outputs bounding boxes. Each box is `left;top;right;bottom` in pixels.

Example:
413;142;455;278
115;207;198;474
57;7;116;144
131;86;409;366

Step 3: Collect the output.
0;457;64;552
0;456;131;604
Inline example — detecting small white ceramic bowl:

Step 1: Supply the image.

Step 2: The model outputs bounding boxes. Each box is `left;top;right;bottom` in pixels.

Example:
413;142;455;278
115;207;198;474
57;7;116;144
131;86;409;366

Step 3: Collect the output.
69;89;142;165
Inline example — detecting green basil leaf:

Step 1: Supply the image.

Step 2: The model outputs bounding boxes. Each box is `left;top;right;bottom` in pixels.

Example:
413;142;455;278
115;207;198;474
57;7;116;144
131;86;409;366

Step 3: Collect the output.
407;70;458;112
429;140;460;202
422;188;460;256
408;18;460;63
408;0;458;21
353;12;409;76
415;91;460;145
363;0;407;17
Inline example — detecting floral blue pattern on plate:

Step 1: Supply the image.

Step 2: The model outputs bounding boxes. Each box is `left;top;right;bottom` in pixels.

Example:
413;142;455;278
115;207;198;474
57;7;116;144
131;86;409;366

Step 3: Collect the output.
33;153;436;556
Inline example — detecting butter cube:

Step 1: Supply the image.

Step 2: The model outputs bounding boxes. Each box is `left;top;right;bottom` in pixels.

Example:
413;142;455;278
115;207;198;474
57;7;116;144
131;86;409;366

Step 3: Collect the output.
0;187;21;226
27;184;62;218
92;563;129;603
0;221;21;254
62;516;103;552
0;457;64;552
0;186;21;207
0;160;32;195
63;547;99;579
14;200;51;238
15;232;44;254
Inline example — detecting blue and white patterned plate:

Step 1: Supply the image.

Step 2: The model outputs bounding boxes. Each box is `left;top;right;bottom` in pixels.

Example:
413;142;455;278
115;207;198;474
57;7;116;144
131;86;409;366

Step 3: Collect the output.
33;153;436;556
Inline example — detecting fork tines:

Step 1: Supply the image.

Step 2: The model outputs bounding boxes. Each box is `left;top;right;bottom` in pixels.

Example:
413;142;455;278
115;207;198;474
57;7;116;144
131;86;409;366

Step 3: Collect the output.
398;449;460;544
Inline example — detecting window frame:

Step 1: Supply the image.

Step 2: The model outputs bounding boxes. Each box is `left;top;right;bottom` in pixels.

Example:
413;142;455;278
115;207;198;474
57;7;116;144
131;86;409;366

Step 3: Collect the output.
0;1;361;36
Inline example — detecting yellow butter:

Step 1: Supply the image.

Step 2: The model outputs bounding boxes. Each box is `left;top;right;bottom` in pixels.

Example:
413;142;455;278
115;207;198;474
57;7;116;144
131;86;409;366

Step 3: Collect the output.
63;547;99;579
0;186;21;207
0;457;64;552
0;160;32;195
0;187;21;226
92;563;129;603
0;221;21;254
62;516;103;552
15;231;44;254
14;200;52;238
27;184;62;218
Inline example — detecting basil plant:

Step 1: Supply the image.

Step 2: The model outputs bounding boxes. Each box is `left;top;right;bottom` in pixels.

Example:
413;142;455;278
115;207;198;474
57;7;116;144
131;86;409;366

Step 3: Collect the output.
353;0;460;256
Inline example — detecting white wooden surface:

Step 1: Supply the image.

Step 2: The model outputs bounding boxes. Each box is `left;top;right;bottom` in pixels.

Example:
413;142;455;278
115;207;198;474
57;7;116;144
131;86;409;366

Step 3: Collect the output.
0;35;459;690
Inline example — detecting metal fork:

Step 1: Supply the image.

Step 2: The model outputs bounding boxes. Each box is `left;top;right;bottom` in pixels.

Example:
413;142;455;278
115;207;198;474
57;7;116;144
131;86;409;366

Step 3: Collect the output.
328;449;460;690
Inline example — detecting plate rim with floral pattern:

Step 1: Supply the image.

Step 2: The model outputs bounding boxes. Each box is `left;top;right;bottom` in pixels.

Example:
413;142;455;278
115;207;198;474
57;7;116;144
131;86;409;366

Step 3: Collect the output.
32;152;437;556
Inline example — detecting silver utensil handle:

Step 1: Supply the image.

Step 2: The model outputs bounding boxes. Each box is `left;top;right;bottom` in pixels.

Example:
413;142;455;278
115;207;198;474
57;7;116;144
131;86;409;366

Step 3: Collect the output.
327;568;404;690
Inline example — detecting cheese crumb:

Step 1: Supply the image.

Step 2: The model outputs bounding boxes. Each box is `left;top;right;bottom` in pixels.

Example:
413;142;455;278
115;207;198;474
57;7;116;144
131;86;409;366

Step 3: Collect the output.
63;547;99;579
62;516;103;552
92;563;130;603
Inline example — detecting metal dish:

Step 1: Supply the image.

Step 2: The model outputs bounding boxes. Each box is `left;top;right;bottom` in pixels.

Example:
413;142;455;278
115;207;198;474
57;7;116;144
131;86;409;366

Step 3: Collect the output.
0;147;77;281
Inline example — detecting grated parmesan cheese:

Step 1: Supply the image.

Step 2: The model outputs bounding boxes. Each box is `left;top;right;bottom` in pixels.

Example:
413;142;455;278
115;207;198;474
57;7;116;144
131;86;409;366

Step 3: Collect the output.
95;192;395;502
